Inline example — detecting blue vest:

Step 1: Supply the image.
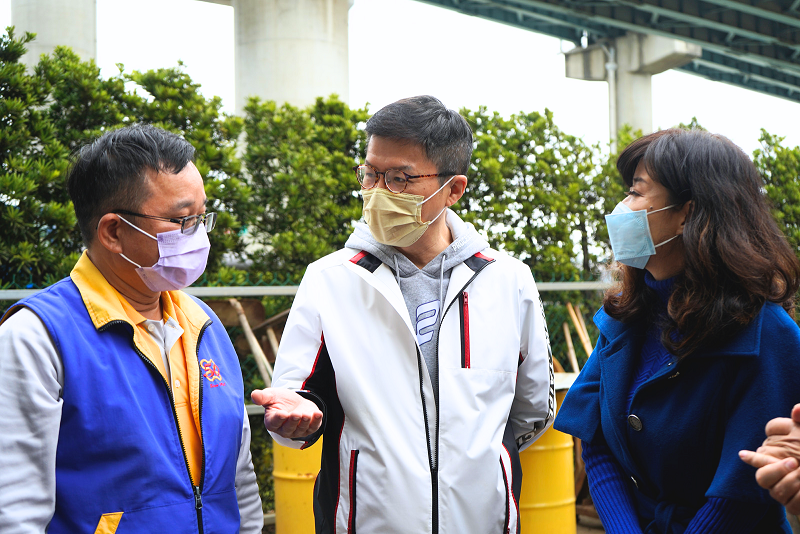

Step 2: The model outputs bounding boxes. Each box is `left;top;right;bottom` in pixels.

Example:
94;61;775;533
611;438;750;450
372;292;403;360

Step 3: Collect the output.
12;278;245;533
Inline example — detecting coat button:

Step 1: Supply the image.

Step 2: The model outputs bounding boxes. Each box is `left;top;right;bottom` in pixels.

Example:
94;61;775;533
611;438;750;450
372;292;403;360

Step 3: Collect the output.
628;414;643;431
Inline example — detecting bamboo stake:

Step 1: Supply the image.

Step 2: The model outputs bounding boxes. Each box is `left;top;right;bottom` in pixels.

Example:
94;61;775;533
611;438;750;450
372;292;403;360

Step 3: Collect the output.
229;299;273;387
265;326;281;362
562;322;580;373
565;302;587;348
575;304;593;352
566;302;593;359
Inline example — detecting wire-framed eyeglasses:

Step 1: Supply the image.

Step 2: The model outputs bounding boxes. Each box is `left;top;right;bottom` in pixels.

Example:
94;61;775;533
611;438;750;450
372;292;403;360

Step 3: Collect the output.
353;164;454;194
114;210;217;235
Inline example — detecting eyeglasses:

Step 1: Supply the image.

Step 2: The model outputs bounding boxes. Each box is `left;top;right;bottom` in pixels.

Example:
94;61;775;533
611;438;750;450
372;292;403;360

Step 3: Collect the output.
353;164;454;194
114;210;217;235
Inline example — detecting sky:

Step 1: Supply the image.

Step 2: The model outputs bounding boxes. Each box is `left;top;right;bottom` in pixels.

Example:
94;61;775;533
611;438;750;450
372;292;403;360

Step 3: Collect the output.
1;0;799;155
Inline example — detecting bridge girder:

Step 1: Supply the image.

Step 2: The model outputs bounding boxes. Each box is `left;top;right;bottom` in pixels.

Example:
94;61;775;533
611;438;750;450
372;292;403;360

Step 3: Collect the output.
418;0;800;103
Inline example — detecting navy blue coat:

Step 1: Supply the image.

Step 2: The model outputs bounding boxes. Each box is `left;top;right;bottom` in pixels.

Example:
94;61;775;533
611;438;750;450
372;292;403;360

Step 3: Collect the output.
555;302;800;534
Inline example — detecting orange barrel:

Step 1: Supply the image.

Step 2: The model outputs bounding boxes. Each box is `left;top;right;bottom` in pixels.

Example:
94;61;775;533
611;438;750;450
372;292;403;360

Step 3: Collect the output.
519;372;578;534
273;438;322;534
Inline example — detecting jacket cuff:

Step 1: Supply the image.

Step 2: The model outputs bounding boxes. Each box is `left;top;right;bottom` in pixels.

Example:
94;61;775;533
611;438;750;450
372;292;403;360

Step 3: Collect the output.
291;389;327;449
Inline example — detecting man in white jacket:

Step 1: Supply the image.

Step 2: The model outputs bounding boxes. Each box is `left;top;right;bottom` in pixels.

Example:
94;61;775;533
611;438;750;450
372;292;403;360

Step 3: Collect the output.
251;95;555;533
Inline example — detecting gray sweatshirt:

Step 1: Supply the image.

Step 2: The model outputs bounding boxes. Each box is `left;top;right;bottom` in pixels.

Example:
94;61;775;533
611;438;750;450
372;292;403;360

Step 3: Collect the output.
345;209;489;401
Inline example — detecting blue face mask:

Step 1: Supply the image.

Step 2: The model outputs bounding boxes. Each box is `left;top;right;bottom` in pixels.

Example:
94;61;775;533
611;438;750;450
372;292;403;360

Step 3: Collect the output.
605;201;679;269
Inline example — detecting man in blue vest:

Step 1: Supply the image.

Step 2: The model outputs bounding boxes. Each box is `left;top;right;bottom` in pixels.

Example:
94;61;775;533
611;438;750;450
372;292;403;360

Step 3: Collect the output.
0;125;263;533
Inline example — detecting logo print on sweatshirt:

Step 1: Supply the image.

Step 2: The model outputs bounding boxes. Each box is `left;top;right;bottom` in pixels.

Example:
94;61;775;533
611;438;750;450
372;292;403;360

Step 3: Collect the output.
416;300;440;346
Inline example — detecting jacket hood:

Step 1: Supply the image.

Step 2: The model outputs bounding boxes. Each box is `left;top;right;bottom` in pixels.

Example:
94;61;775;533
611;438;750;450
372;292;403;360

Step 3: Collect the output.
345;209;489;276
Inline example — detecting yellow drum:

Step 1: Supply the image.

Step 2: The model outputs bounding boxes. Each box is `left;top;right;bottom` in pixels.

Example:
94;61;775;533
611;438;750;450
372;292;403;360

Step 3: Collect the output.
519;374;577;534
273;438;322;534
272;374;577;533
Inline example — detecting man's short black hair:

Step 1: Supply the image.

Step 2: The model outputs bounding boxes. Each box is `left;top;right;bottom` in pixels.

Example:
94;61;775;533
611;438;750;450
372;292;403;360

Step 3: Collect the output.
365;95;473;181
67;124;196;247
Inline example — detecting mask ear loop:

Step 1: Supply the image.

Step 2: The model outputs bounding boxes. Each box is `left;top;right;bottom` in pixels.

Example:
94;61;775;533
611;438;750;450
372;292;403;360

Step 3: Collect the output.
120;253;143;269
648;204;680;248
646;204;677;215
654;235;680;248
427;205;449;226
117;215;157;269
416;175;456;207
118;215;158;240
417;175;456;224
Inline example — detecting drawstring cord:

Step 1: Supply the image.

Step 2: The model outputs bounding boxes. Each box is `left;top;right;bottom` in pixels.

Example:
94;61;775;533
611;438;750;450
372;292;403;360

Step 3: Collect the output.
438;254;447;326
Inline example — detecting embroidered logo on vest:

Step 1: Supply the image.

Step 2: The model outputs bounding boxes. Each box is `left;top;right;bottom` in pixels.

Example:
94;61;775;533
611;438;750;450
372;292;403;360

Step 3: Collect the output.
201;359;226;388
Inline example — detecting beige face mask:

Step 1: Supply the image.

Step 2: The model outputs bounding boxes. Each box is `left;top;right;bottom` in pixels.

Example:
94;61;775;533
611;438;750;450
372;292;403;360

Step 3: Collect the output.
362;176;455;247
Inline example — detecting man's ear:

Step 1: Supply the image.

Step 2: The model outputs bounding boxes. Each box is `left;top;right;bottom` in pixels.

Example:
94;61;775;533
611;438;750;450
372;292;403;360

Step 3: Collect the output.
676;200;692;235
95;213;125;254
446;175;468;207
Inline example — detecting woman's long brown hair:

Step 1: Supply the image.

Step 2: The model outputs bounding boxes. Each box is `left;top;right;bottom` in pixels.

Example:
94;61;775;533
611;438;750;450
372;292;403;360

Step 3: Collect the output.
604;129;800;358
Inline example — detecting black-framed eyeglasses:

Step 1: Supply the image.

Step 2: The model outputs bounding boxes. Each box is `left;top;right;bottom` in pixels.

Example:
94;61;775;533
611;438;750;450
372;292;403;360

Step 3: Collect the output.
114;210;217;235
353;164;454;194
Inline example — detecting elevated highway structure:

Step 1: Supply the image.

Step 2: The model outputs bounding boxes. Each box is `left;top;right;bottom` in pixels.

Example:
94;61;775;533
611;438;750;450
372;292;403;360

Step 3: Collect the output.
10;0;800;135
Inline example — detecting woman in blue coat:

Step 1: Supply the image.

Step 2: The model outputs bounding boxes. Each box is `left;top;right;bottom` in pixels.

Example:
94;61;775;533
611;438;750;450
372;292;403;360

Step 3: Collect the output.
555;128;800;534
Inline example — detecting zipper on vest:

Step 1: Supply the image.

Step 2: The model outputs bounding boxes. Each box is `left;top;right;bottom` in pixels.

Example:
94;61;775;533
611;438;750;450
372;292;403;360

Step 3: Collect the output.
194;484;203;509
194;484;204;534
195;320;211;534
104;319;210;534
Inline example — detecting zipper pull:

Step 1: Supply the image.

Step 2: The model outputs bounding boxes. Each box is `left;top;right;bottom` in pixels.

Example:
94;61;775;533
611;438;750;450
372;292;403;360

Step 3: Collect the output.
193;485;203;510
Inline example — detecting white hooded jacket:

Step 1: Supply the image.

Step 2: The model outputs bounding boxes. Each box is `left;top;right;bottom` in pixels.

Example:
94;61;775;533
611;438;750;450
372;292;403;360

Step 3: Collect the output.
270;214;555;534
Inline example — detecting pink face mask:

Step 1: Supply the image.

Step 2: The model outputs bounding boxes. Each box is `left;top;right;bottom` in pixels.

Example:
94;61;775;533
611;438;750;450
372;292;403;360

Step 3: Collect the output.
118;216;211;292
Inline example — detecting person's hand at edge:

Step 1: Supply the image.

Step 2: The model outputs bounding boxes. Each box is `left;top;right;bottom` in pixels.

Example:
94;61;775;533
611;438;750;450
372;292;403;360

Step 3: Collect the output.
740;404;800;514
739;450;800;514
251;388;323;440
753;404;800;460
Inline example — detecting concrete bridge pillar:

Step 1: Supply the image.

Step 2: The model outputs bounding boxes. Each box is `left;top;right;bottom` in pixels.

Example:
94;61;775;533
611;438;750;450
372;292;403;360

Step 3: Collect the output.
565;32;701;140
11;0;96;69
11;0;351;111
233;0;352;112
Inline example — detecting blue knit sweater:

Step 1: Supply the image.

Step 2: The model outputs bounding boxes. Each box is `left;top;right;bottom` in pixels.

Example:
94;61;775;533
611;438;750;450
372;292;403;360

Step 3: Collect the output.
581;272;769;534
